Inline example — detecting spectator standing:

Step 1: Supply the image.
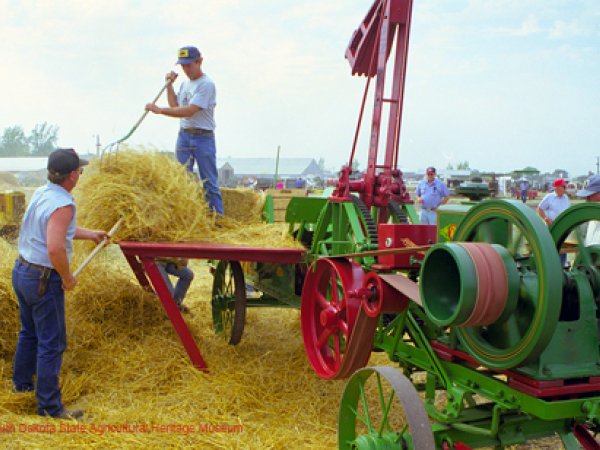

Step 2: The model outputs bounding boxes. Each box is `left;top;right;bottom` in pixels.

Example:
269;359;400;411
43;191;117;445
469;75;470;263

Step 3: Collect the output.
415;166;449;225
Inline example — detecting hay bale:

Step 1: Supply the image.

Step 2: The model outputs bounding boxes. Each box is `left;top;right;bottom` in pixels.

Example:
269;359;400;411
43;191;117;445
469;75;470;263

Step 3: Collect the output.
221;188;265;224
75;149;300;249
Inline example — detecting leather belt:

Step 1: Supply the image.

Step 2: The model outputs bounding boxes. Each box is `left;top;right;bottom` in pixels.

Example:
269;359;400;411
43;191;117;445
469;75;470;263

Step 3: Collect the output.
422;207;437;212
18;255;54;272
181;128;213;135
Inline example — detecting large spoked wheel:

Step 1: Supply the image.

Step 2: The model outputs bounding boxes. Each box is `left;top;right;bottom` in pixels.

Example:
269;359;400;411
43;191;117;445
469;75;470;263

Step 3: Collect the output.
339;366;434;450
301;258;375;380
550;203;600;294
452;199;563;369
211;260;247;345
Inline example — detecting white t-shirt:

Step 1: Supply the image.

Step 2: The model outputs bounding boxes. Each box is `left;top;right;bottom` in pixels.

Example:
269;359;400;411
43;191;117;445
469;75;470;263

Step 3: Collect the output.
177;74;216;130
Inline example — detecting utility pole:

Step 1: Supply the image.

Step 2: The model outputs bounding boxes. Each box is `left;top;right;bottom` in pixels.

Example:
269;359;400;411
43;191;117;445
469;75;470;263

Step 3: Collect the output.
93;135;101;157
274;145;281;188
596;156;599;175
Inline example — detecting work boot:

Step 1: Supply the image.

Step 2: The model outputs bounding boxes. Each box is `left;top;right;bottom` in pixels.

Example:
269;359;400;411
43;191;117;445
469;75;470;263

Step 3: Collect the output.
53;408;84;420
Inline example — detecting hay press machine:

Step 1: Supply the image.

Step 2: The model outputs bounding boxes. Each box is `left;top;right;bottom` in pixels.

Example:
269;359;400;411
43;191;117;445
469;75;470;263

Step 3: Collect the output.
288;0;600;448
117;0;600;447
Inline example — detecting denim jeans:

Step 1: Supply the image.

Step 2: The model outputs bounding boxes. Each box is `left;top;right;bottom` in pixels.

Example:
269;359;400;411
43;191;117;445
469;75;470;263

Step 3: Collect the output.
12;260;66;417
176;131;224;214
420;209;438;225
157;262;194;305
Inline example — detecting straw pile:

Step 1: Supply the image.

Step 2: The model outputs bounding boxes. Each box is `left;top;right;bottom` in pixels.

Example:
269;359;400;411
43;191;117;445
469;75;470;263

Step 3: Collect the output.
0;237;355;448
0;172;19;189
0;238;19;360
74;149;300;249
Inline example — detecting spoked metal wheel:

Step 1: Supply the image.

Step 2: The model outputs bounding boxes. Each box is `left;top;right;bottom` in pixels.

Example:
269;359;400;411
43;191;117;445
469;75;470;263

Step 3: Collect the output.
301;258;377;379
211;260;247;345
451;199;563;369
550;203;600;295
339;366;434;450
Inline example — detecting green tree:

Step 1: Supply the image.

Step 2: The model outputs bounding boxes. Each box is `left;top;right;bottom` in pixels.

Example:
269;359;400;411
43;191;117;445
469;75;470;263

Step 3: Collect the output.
29;122;59;156
457;160;470;170
0;125;29;156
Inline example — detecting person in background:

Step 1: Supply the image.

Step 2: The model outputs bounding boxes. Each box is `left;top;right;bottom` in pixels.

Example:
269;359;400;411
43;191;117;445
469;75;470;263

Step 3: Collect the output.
520;178;529;203
415;166;449;225
276;179;284;190
156;258;194;313
577;175;600;246
537;178;570;266
12;148;108;419
145;45;224;214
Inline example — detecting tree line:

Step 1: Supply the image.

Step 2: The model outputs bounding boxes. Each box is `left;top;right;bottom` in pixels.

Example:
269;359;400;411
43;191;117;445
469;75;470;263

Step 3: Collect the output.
0;123;59;157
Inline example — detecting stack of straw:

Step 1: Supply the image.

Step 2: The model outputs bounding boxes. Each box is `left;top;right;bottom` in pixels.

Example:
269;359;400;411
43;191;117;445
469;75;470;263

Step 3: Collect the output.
75;149;300;249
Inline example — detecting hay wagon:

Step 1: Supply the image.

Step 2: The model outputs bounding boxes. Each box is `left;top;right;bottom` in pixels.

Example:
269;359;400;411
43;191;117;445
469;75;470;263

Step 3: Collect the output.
117;240;306;370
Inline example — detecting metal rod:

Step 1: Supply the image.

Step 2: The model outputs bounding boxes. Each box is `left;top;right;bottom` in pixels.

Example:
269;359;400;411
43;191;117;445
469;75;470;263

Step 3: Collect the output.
102;79;173;153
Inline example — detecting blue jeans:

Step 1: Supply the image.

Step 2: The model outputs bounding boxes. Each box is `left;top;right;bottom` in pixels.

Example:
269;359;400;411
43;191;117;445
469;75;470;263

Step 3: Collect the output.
176;131;224;214
12;261;66;417
420;209;438;225
157;262;194;305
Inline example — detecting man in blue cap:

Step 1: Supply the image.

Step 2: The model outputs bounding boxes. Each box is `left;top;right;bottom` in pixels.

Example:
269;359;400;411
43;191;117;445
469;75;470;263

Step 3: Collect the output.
146;45;224;214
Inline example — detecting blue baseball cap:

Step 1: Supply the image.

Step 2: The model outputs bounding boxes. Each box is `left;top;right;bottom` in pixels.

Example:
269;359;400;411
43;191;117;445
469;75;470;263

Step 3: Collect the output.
577;175;600;198
176;46;201;65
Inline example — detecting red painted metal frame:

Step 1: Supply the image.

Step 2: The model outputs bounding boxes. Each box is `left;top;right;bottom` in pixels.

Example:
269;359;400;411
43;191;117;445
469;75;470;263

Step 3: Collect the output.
119;241;305;371
334;0;413;209
431;341;600;399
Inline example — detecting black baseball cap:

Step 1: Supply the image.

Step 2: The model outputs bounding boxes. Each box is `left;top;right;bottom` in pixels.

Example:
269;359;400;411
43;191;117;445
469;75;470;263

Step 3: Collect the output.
47;148;88;176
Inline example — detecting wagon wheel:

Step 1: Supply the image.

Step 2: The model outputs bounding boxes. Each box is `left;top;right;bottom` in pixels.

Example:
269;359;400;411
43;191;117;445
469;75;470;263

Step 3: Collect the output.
452;199;563;369
211;260;247;345
339;366;434;450
550;203;600;296
301;257;377;379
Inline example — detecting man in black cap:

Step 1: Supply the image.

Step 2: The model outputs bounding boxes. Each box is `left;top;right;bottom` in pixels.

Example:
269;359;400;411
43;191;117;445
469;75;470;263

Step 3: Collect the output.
145;45;224;215
12;148;108;419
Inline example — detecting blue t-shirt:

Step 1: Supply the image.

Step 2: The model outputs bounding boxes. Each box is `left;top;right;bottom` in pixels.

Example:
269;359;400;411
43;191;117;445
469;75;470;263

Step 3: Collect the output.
415;178;449;209
538;192;570;221
18;182;76;268
178;74;216;130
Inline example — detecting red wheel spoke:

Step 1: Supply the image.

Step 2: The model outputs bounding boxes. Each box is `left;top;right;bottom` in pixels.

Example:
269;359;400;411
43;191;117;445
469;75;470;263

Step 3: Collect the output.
317;328;333;348
330;270;340;306
316;292;330;311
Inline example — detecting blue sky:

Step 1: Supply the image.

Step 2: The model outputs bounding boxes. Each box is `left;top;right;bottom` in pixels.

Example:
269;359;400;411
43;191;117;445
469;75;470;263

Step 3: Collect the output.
1;0;599;176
